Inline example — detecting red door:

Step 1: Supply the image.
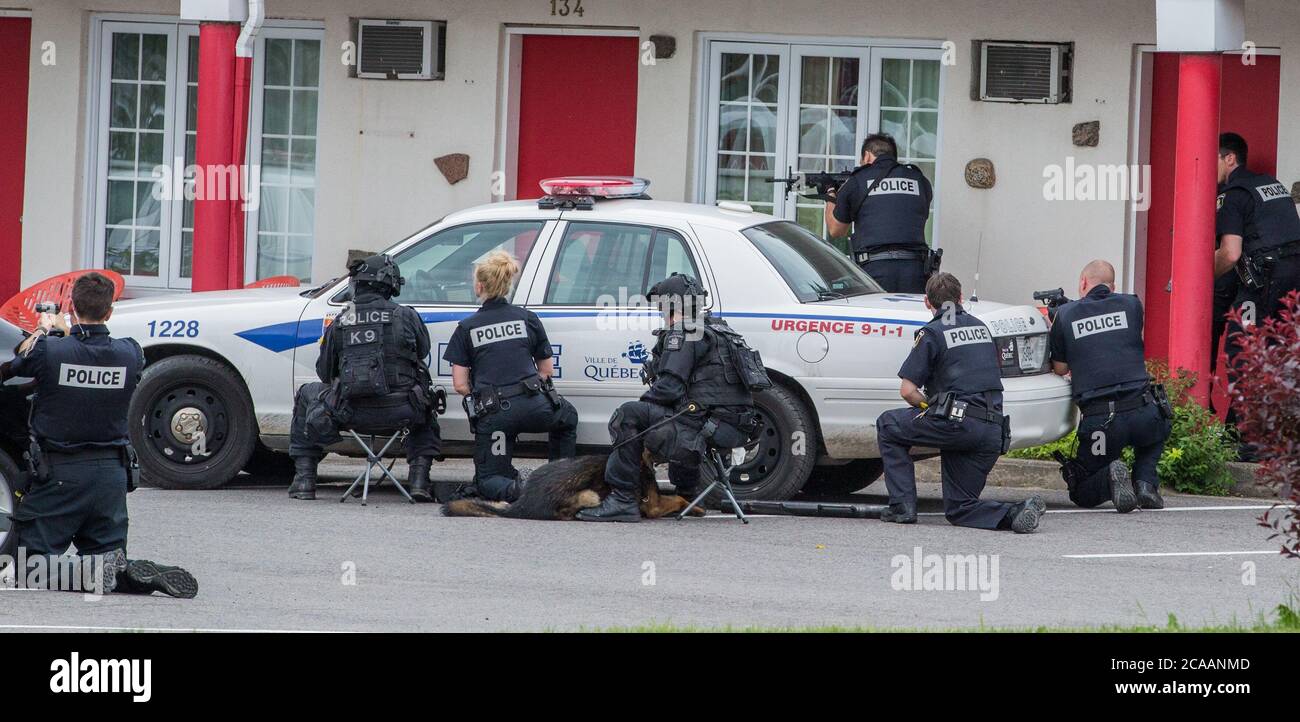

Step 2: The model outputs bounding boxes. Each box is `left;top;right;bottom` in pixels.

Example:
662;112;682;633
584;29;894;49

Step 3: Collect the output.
515;35;639;200
1143;53;1280;414
0;18;31;299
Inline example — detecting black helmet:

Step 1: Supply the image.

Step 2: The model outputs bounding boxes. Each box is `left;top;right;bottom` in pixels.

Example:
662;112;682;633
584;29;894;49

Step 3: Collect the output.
348;254;404;297
648;273;708;317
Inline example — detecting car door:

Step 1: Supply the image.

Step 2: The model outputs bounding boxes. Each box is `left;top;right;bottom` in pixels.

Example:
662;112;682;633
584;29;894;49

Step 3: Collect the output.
297;218;559;444
523;219;709;445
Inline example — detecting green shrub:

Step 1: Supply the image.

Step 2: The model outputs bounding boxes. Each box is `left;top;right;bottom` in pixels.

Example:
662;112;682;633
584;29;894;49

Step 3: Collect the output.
1009;360;1237;495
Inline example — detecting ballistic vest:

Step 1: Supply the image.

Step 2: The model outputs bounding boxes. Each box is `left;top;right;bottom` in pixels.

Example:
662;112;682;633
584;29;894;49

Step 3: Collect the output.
921;309;1003;402
1052;286;1148;402
849;156;932;252
678;322;753;408
334;295;421;400
30;325;141;452
1221;168;1300;255
456;298;542;394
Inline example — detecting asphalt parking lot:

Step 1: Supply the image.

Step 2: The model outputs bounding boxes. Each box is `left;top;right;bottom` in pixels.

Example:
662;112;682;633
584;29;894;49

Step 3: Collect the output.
2;457;1295;632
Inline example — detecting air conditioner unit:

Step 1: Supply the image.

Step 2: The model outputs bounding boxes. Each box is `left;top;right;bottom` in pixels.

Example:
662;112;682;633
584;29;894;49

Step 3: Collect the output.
979;41;1064;104
356;19;441;80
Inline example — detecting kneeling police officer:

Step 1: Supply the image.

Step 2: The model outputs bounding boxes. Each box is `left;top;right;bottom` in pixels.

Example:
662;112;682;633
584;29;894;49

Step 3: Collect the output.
444;251;577;503
875;273;1043;533
1;272;197;596
580;273;763;523
288;254;442;501
1050;260;1170;512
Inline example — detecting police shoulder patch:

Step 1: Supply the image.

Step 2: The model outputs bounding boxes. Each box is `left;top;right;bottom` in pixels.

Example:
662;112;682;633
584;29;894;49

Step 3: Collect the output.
913;329;926;348
664;332;684;351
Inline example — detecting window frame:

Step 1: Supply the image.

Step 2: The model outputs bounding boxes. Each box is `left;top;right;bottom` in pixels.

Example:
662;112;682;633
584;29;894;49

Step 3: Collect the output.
539;220;703;308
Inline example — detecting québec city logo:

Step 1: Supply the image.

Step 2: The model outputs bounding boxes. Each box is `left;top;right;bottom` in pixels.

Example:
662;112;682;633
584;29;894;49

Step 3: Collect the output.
623;340;649;365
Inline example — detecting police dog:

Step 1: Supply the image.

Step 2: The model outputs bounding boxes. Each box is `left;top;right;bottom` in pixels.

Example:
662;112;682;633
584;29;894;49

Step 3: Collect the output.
442;452;703;520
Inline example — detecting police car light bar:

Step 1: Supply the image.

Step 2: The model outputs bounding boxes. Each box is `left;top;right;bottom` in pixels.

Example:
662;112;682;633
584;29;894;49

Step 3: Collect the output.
537;177;651;210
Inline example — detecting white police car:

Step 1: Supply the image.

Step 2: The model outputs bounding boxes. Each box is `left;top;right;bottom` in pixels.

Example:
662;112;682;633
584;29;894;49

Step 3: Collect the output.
108;177;1074;498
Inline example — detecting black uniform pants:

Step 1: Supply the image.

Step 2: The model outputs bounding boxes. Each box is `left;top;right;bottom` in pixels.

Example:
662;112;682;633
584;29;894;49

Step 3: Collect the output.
876;407;1011;530
474;392;578;501
289;382;441;461
605;400;716;497
13;457;129;558
1223;256;1300;424
1068;400;1170;509
1210;272;1239;374
859;258;927;294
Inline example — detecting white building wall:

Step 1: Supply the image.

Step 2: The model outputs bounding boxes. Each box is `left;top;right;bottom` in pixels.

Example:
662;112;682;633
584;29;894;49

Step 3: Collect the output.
15;0;1300;307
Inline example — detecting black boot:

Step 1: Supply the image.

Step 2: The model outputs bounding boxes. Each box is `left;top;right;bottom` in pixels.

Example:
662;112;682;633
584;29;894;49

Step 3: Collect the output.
1008;498;1043;534
1135;480;1165;510
577;489;640;522
1108;461;1137;514
118;559;199;599
288;457;318;500
880;503;917;524
407;458;434;503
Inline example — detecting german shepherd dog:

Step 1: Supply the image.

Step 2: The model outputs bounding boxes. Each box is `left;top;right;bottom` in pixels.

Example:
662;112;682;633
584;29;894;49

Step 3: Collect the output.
442;453;704;520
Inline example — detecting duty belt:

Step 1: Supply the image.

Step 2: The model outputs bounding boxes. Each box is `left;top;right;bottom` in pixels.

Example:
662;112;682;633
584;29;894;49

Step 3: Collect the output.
45;447;123;465
854;248;928;265
491;377;542;399
1078;391;1150;418
954;404;1003;425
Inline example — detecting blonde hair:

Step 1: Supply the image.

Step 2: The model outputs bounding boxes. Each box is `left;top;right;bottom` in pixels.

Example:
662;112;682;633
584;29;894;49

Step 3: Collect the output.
475;250;519;300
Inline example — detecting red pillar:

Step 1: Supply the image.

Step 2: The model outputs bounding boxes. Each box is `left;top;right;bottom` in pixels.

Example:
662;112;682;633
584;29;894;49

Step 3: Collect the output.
192;22;240;292
1168;53;1221;404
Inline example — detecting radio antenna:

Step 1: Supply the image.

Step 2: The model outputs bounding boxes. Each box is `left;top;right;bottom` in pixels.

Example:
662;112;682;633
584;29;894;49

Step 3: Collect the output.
970;231;985;303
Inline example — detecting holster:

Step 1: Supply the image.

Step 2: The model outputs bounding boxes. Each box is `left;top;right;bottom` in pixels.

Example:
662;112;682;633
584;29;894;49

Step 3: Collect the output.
462;395;481;434
1235;253;1271;291
924;247;945;278
23;436;48;489
1052;450;1086;489
121;445;140;493
539;377;563;410
1149;383;1173;420
1000;415;1012;454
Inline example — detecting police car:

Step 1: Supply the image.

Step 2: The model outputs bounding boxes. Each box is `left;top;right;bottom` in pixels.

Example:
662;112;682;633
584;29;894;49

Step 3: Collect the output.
105;177;1074;499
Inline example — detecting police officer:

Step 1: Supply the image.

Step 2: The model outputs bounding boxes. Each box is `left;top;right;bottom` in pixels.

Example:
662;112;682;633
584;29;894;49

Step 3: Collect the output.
579;273;759;523
444;251;577;503
1050;261;1170;512
875;273;1043;532
825;133;935;293
288;254;442;501
1214;132;1300;439
0;273;197;596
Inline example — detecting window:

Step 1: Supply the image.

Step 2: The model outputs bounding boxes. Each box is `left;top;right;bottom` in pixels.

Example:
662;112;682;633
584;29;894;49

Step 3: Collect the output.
544;223;698;306
743;221;882;302
702;41;943;246
394;221;544;304
251;34;322;282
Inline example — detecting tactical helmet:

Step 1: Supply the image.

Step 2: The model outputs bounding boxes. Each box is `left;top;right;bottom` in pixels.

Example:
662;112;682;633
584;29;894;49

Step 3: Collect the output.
647;273;708;319
348;254;404;297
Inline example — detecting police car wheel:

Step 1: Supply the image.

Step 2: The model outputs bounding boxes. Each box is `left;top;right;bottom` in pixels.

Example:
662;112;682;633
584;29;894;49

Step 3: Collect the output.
699;384;816;505
0;446;21;563
129;355;257;491
800;459;885;498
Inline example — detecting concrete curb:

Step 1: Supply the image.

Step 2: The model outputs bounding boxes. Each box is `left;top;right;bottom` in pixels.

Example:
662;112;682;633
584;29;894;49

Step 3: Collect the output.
915;458;1281;500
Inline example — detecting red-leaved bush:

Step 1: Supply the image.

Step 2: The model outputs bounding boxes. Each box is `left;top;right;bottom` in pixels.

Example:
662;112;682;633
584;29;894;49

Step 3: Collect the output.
1227;290;1300;558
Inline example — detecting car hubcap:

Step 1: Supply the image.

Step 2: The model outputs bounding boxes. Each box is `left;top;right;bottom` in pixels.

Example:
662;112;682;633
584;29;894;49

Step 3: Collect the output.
146;385;229;465
729;405;782;491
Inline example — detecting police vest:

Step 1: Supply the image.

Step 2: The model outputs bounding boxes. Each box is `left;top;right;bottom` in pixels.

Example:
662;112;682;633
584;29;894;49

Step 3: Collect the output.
31;326;142;451
334;297;422;400
458;300;541;393
1221;169;1300;255
922;312;1003;402
1053;288;1148;399
850;157;931;252
682;325;753;408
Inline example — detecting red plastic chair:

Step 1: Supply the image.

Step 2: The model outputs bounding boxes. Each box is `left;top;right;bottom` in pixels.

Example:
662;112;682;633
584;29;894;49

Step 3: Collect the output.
0;270;127;332
246;275;302;289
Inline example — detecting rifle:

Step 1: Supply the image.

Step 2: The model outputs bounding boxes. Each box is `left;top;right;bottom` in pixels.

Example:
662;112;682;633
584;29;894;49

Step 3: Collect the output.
766;168;853;202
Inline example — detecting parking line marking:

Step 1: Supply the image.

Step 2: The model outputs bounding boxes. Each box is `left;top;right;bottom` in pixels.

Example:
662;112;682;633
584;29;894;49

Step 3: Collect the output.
1045;504;1277;513
1063;551;1279;559
0;623;342;633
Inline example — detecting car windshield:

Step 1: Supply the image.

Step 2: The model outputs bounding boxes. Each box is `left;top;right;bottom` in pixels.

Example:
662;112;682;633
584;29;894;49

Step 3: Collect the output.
742;221;884;302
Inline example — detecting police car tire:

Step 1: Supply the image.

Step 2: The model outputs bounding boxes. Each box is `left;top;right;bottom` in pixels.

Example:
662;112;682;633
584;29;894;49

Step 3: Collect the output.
700;383;816;505
130;355;257;491
0;447;20;562
801;459;885;498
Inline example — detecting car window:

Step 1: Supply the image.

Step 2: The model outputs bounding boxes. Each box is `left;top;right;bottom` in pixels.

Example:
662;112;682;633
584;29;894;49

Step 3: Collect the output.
543;222;698;306
742;221;884;302
392;221;545;304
